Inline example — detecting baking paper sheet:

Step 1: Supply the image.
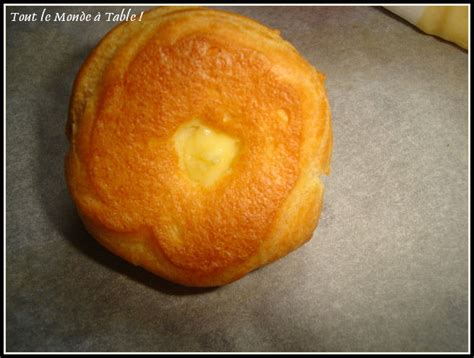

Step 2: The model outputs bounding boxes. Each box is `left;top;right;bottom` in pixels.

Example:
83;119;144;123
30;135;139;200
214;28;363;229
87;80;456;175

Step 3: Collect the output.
5;6;468;352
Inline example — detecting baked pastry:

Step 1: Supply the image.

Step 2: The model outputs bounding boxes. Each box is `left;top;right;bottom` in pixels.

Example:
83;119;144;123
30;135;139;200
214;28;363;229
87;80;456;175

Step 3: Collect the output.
65;6;332;287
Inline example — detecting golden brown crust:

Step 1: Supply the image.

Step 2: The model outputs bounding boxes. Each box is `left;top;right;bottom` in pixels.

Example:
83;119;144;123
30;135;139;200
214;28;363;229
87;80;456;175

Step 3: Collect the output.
65;6;332;287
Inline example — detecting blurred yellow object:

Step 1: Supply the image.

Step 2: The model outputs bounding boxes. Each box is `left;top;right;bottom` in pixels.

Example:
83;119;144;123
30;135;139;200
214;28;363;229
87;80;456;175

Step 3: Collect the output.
386;6;468;50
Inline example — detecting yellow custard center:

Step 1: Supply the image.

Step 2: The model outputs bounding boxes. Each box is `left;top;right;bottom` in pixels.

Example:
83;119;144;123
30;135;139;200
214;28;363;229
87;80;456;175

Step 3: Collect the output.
174;119;240;187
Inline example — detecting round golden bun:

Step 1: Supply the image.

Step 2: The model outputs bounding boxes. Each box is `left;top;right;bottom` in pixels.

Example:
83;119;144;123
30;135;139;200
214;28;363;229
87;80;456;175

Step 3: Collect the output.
65;6;332;287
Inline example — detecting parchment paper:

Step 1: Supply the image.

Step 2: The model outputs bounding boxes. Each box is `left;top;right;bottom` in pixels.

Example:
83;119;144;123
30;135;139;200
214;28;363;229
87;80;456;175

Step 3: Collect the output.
6;6;469;352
